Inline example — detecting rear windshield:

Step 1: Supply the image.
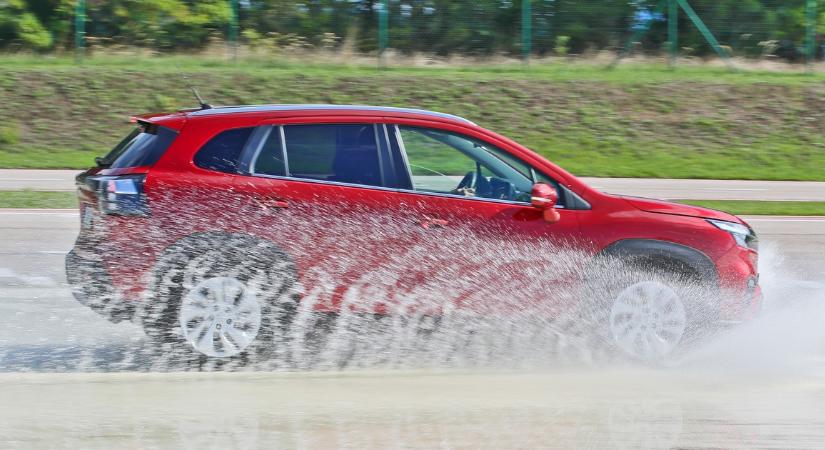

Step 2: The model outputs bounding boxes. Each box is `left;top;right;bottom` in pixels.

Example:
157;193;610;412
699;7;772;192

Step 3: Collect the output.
100;123;177;169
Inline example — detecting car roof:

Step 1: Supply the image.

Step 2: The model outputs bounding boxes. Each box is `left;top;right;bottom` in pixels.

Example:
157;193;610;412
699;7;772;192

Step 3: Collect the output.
184;104;476;125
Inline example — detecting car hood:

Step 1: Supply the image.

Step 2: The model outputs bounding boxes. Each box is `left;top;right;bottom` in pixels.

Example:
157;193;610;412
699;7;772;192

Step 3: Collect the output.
621;196;743;224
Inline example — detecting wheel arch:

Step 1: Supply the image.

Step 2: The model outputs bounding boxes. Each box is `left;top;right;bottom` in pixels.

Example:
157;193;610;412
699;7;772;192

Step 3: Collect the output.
157;231;296;265
598;239;719;289
146;230;300;308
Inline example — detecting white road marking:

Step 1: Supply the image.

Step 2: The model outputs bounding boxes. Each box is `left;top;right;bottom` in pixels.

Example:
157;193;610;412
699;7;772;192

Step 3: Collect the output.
696;188;768;191
0;209;77;216
0;267;57;286
744;218;825;223
1;178;65;181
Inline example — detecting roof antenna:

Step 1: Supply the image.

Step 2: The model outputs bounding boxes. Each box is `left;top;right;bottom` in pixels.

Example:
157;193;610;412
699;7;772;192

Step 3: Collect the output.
177;65;212;110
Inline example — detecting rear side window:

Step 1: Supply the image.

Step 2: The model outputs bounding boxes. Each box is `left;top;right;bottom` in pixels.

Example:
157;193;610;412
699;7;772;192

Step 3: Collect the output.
194;127;254;174
252;127;286;177
279;124;382;187
106;124;178;169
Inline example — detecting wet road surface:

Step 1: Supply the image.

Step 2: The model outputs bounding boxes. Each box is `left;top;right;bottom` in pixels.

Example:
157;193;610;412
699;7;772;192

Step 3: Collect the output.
1;209;824;448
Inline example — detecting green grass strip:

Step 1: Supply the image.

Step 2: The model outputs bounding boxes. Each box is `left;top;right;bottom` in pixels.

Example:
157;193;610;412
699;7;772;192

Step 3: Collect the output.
0;190;77;209
676;200;825;216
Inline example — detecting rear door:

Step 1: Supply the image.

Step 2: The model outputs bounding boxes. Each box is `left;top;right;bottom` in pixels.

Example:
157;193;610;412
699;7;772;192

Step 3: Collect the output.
231;121;412;313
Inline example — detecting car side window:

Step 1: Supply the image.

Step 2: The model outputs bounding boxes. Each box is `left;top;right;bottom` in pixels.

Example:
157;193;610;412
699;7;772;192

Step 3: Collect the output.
252;124;385;187
395;126;537;204
194;127;254;174
251;127;287;177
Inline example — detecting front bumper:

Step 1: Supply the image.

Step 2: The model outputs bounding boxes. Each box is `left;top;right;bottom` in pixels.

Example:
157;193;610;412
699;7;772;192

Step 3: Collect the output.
716;244;762;323
65;249;134;323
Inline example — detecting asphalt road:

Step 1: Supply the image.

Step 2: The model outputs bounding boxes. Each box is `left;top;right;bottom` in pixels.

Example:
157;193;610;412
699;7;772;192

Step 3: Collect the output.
1;209;823;448
3;366;825;449
0;170;78;192
3;169;825;201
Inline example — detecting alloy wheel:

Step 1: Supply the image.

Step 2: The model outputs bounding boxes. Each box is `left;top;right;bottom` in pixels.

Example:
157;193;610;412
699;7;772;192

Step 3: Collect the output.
179;277;262;358
609;281;687;360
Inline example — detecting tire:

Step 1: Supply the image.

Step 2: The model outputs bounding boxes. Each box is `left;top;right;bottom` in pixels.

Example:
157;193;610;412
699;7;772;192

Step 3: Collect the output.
142;233;297;366
573;258;716;363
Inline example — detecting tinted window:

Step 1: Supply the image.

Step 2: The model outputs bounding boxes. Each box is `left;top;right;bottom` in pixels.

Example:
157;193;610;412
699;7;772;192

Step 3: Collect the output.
108;124;177;169
283;124;382;187
252;127;286;177
99;128;140;166
397;126;537;203
194;127;254;174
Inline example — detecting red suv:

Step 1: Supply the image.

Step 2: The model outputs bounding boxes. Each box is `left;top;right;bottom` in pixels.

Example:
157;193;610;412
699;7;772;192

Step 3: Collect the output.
66;104;761;362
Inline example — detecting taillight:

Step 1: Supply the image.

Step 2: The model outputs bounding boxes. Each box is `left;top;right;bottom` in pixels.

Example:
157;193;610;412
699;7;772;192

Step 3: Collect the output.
97;174;149;216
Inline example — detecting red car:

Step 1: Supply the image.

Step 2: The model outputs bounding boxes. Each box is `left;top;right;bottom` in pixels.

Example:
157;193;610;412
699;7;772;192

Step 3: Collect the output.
66;104;761;362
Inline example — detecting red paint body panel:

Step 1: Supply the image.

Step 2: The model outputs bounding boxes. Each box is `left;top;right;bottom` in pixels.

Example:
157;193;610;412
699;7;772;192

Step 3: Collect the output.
620;196;744;223
71;105;762;322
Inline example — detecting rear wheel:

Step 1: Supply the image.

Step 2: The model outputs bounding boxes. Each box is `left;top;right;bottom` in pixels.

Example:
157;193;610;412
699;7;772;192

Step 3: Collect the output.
142;234;297;366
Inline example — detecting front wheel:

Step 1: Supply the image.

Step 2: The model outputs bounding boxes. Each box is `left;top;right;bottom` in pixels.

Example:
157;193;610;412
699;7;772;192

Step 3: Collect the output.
607;279;688;360
577;263;714;363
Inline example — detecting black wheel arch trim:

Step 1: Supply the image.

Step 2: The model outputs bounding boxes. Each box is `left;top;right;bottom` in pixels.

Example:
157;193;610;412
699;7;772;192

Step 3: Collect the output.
599;239;719;288
150;231;300;296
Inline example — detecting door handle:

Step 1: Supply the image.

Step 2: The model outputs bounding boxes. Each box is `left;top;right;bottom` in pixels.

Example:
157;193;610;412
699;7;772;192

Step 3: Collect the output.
420;215;448;229
256;198;289;209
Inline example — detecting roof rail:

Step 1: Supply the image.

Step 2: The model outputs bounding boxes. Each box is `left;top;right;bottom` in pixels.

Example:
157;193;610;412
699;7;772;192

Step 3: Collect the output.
187;104;476;125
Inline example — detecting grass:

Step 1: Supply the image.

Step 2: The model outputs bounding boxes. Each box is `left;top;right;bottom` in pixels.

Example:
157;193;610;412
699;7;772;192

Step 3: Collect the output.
0;190;77;209
1;54;825;179
677;200;825;216
4;54;825;85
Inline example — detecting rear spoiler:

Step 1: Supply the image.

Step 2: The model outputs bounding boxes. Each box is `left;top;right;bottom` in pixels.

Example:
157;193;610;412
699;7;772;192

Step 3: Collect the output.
128;111;188;130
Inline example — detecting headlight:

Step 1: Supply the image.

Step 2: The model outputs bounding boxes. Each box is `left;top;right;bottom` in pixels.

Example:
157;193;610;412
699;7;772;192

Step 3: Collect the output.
707;219;758;251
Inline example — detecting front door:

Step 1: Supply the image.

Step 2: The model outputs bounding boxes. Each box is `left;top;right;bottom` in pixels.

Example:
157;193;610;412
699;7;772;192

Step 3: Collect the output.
385;124;585;317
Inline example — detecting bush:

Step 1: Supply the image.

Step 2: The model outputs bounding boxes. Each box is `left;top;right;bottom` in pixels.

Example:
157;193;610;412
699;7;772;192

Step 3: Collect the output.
16;13;52;51
0;122;20;148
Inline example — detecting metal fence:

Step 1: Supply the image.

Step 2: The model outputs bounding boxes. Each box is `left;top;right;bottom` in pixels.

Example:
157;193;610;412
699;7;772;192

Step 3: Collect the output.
70;0;822;65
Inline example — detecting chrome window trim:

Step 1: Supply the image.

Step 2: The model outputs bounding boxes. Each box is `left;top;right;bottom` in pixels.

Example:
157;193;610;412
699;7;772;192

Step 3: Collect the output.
244;172;566;208
372;123;386;186
248;125;275;175
279;125;290;176
379;123;397;187
391;124;415;189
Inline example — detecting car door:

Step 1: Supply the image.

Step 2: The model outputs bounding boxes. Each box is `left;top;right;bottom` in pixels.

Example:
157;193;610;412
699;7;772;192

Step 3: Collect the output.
385;124;586;317
230;121;416;314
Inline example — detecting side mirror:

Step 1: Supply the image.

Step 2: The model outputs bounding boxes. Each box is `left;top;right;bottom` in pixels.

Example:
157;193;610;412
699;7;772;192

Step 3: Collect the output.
531;183;561;224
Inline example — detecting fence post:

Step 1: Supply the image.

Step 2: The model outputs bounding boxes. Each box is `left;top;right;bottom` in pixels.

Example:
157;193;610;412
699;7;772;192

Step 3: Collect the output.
74;0;85;63
806;0;818;67
378;0;389;66
229;0;239;60
522;0;532;64
668;0;678;67
676;0;734;70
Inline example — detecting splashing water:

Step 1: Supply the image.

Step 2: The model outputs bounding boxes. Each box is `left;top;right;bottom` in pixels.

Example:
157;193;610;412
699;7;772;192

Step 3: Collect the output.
3;205;822;374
